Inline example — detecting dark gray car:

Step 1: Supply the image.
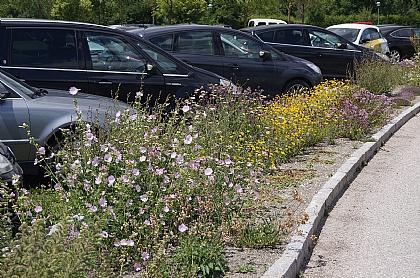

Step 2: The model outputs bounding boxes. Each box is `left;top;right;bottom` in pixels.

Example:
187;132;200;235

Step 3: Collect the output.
241;24;389;79
129;24;323;97
0;69;129;175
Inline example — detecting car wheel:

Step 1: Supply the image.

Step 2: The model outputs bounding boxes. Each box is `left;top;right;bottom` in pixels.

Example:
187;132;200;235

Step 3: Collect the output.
283;79;310;94
389;48;401;63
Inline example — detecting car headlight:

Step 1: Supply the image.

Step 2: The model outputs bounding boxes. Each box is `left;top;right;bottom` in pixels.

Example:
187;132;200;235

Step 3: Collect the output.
304;61;322;75
219;78;241;95
0;154;13;175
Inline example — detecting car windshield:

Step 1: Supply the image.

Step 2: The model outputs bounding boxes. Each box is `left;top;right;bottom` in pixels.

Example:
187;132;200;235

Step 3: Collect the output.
328;28;360;42
136;41;190;75
0;70;36;98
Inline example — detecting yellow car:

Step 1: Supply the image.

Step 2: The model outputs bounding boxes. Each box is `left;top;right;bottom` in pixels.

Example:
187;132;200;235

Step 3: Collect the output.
327;23;390;55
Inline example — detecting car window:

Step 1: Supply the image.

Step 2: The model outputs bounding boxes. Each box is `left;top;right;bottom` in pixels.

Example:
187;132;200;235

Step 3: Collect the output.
86;32;147;72
10;29;77;69
329;28;360;42
413;28;420;37
220;31;282;60
149;34;173;51
361;29;371;41
309;30;338;48
309;29;359;50
0;69;36;98
220;32;262;58
369;28;381;40
273;29;304;45
392;28;414;38
178;31;214;55
136;40;190;75
257;31;275;42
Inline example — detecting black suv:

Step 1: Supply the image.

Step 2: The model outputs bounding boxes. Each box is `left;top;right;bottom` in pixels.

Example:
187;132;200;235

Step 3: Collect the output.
378;25;420;62
0;18;230;105
129;24;323;97
241;24;389;79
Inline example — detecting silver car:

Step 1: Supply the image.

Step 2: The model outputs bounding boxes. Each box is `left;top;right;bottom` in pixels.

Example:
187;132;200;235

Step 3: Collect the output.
0;69;129;176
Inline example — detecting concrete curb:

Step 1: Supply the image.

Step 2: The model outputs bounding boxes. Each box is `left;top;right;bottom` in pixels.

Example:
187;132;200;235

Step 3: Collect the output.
261;100;420;278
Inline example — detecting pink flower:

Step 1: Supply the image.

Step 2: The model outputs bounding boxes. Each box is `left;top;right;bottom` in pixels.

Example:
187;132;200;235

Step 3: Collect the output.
204;168;213;176
107;175;115;185
134;262;142;272
184;134;193;144
120;239;134;246
38;147;45;155
182;105;190;113
34;206;42;213
99;198;107;207
69;87;80;95
141;252;149;261
178;223;188;233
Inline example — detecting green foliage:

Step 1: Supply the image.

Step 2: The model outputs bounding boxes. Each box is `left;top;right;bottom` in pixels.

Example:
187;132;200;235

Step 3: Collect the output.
234;217;285;248
0;217;106;277
236;264;257;273
352;58;404;95
153;0;208;24
166;235;229;277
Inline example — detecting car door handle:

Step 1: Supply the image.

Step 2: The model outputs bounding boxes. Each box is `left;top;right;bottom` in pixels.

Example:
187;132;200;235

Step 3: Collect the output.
227;64;240;71
97;81;113;85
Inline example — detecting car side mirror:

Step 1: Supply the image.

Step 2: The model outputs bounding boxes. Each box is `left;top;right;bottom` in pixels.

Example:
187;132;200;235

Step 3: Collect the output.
259;50;272;61
146;63;155;74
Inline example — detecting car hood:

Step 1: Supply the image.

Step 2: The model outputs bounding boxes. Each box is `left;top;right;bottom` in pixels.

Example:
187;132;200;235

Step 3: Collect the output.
33;88;130;111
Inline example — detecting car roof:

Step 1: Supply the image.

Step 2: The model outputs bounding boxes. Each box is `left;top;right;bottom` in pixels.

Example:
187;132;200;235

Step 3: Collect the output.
0;18;140;38
0;17;110;29
128;24;235;37
327;23;380;31
378;25;416;32
241;23;318;33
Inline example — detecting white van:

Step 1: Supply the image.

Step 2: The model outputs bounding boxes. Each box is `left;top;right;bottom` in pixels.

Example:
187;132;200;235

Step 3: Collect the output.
247;18;287;27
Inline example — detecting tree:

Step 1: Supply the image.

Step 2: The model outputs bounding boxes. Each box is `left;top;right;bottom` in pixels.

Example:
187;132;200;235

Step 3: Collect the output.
153;0;207;24
51;0;93;23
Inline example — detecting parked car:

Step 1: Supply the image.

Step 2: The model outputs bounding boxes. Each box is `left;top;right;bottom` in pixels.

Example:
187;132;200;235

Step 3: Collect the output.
378;25;420;62
0;140;23;186
247;18;287;27
0;18;231;106
327;23;390;55
129;24;323;97
0;68;129;176
241;24;389;80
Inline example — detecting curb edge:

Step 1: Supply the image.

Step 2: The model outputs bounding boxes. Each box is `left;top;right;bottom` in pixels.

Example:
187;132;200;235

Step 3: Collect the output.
261;100;420;278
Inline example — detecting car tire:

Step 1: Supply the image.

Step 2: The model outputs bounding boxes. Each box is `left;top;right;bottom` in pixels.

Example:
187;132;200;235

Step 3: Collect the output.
283;79;310;94
389;48;401;63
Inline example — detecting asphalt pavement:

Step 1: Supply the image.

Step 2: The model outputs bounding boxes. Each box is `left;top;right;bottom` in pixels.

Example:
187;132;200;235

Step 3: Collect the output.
302;110;420;277
261;100;420;278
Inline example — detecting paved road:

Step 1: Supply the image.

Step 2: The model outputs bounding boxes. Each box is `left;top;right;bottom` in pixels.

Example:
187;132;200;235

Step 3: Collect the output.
302;113;420;278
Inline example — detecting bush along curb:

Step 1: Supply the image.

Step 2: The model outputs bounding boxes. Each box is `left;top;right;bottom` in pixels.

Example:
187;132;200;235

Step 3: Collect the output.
261;99;420;278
